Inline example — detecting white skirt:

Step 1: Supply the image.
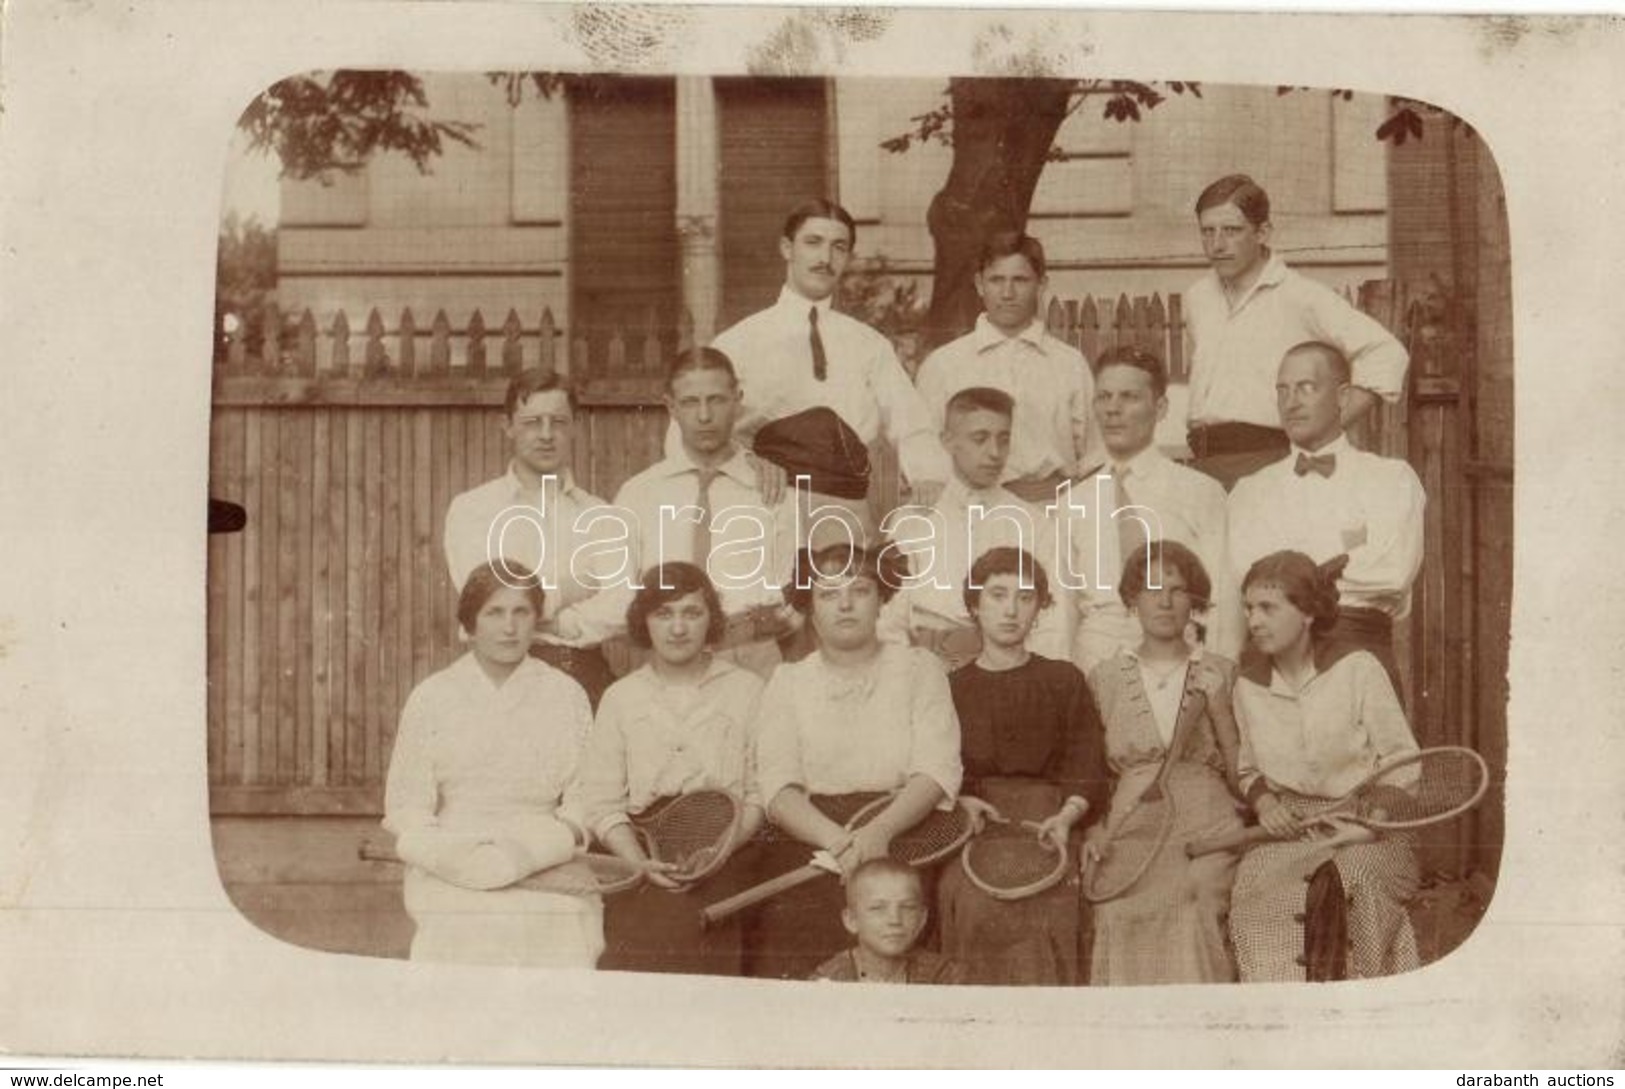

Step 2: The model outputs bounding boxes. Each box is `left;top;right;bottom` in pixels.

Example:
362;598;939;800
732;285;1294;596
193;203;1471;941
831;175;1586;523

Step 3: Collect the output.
403;867;605;969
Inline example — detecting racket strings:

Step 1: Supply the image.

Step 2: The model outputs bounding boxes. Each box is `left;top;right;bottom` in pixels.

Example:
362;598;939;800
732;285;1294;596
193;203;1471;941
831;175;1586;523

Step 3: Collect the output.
1357;751;1485;824
889;808;972;865
963;835;1063;888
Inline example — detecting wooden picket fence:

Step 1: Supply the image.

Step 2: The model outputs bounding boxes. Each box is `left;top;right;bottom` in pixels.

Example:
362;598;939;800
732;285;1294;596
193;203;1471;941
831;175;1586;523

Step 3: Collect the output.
207;279;1455;833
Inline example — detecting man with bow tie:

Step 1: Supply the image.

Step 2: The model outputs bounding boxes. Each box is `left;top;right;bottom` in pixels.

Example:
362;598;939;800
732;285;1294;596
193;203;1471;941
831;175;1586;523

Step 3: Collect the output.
1227;341;1426;684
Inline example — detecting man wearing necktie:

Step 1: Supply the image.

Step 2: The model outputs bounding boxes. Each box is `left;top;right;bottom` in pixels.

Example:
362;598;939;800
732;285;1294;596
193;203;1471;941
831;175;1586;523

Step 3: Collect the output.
1065;345;1241;667
583;347;799;678
668;199;950;555
1227;341;1426;686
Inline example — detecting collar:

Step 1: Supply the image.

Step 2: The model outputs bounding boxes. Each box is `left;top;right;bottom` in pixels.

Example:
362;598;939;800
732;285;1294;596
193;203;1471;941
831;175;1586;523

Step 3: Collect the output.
776;284;834;318
658;444;757;490
1123;643;1204;668
971;314;1048;353
1109;444;1169;481
1211;251;1288;310
453;649;542;693
1239;637;1364;688
939;474;1019;513
505;463;586;502
1288;432;1353;463
639;654;737;692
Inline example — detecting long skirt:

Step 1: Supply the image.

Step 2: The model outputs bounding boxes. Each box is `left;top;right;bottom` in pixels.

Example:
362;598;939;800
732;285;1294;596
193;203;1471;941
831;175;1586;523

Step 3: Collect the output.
599;841;758;977
1090;762;1245;985
1229;794;1421;982
403;867;604;969
937;777;1083;986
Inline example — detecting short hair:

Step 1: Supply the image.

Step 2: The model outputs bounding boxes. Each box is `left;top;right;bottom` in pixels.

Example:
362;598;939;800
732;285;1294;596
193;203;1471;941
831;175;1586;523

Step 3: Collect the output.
1095;344;1169;399
1194;174;1271;227
944;385;1016;425
458;560;546;635
1241;550;1344;638
667;346;737;391
978;230;1047;278
1282;340;1352;385
844;858;923;906
782;199;857;247
783;542;909;614
1119;539;1212;610
964;546;1054;614
503;368;577;420
624;562;726;650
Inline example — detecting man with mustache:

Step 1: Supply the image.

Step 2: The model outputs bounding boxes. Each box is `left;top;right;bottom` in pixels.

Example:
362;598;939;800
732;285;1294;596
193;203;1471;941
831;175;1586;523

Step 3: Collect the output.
680;199;949;555
1184;174;1409;490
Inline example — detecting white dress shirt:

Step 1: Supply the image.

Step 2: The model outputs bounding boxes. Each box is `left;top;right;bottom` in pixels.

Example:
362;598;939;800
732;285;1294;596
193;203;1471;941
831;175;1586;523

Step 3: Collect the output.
1227;433;1426;618
1185;254;1410;429
915;315;1104;481
566;444;796;644
880;476;1070;661
672;285;950;489
442;466;621;647
1073;445;1242;660
1234;646;1419;800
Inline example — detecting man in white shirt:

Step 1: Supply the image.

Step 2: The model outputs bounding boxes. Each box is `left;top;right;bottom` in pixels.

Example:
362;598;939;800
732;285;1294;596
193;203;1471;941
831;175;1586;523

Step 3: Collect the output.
1075;345;1242;663
679;199;949;551
581;347;798;677
1184;174;1410;490
442;369;620;708
916;231;1103;503
881;386;1069;669
1228;341;1426;685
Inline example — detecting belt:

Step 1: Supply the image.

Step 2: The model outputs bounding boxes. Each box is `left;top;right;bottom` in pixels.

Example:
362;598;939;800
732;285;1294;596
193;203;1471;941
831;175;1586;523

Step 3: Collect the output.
1186;422;1290;458
529;642;608;671
716;605;791;650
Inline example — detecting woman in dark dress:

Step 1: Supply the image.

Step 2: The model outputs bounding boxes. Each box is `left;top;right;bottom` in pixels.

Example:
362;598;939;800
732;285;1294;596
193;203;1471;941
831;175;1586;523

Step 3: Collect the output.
936;546;1110;985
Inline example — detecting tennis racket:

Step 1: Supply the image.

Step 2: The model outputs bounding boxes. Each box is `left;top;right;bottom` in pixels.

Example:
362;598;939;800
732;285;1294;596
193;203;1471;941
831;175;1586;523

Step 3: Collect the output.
630;789;744;886
697;792;972;929
1082;678;1209;903
959;820;1070;902
1184;745;1490;859
358;836;646;896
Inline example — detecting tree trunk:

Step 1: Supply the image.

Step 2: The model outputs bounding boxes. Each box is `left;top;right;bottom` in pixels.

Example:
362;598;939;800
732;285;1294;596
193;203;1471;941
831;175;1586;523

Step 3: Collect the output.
922;77;1075;353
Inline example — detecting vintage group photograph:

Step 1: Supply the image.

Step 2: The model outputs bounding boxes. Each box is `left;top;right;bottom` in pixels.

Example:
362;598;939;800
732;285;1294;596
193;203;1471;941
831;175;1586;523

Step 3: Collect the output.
203;46;1512;996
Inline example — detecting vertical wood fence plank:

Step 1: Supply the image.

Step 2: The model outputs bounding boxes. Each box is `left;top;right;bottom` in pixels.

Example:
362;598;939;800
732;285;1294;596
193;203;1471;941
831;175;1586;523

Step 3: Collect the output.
309;408;331;788
277;410;304;785
342;410;365;786
325;408;348;788
467;310;488;376
223;409;247;786
241;411;263;785
359;411;384;786
206;410;227;785
257;411;281;785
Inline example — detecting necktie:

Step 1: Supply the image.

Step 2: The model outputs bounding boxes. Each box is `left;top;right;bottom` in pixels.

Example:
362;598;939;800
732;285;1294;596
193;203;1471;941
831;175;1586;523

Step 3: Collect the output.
808;306;828;382
694;467;718;571
1294;452;1337;478
1113;466;1144;582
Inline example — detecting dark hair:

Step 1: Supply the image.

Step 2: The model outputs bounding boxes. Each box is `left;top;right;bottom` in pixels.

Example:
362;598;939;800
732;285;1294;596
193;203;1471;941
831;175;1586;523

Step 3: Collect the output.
963;546;1054;615
667;346;737;391
978;230;1047;278
503;368;578;420
783;542;908;614
1119;539;1212;610
458;560;546;635
1095;344;1169;399
624;562;725;650
1241;550;1344;638
1282;340;1352;385
845;857;923;904
944;385;1016;424
782;199;857;247
1194;174;1271;227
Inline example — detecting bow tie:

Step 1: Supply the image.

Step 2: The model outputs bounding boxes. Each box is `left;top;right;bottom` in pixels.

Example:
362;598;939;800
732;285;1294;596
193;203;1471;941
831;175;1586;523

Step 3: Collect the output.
1294;452;1337;478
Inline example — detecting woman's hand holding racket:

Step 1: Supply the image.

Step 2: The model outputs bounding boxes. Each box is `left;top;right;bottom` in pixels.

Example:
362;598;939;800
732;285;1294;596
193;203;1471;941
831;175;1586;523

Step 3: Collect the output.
957;796;1007;836
1253;792;1304;839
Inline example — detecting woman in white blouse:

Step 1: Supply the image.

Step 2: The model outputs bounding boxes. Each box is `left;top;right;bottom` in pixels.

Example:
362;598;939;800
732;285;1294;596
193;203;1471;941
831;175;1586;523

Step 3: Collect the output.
382;561;599;968
1229;550;1422;981
563;562;765;976
749;541;964;980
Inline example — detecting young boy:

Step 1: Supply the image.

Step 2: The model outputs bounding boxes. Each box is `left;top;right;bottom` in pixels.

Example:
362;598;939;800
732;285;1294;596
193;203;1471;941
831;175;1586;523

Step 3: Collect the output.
809;859;967;984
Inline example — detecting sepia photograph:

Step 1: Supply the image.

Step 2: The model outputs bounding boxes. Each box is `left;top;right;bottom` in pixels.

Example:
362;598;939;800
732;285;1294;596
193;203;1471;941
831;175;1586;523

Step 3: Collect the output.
1;0;1621;1071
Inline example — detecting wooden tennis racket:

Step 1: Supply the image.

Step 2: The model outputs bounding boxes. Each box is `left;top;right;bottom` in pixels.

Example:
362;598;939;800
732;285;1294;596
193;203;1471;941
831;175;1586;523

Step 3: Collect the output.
1082;679;1209;903
1184;746;1491;858
358;836;646;896
959;820;1070;902
630;789;744;886
697;792;972;929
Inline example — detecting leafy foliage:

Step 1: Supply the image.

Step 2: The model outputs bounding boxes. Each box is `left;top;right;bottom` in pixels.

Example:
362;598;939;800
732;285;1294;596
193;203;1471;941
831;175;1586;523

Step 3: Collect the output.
213;213;279;360
881;79;1201;155
238;71;481;181
835;258;930;372
1277;87;1473;145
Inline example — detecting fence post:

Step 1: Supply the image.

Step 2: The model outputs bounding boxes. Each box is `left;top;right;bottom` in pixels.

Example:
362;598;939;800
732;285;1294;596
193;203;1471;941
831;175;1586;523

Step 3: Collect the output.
466;310;487;376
